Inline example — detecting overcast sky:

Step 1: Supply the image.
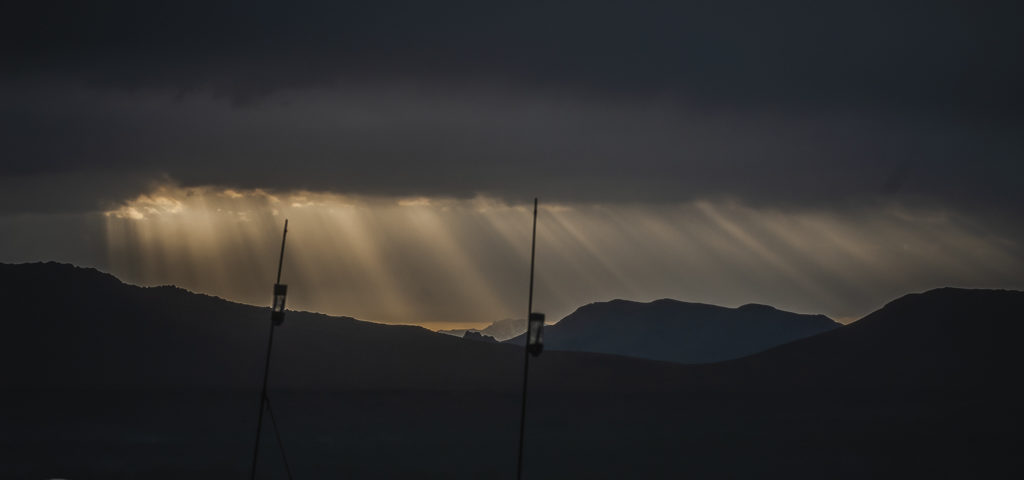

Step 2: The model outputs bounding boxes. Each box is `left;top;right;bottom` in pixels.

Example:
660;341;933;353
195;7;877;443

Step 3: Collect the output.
2;1;1022;327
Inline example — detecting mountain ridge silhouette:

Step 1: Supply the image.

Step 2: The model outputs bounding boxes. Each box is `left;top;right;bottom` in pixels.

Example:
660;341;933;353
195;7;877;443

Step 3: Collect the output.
439;317;526;341
3;261;1022;394
505;297;839;363
1;262;690;391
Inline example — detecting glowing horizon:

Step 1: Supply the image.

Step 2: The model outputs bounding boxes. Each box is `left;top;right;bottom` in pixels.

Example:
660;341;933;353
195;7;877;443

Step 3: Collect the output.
85;184;1024;329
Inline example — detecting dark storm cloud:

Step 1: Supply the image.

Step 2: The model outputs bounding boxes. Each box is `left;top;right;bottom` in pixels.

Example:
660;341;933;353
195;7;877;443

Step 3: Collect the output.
5;0;1021;113
1;0;1022;213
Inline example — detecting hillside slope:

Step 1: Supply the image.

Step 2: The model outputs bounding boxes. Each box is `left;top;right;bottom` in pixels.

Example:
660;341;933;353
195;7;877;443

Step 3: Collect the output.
712;287;1024;391
0;262;691;391
507;298;839;363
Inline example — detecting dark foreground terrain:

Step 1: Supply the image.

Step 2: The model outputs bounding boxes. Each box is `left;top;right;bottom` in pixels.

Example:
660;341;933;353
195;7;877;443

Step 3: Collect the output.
4;387;1018;479
2;263;1022;478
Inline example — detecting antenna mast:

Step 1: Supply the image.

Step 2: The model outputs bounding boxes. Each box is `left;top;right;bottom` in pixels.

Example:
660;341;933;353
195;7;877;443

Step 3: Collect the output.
250;219;293;480
517;198;542;480
276;220;288;284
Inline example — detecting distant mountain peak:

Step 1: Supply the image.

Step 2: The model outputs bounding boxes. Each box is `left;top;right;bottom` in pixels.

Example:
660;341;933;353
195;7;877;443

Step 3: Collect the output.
438;317;525;341
737;303;778;312
507;297;839;364
462;331;498;343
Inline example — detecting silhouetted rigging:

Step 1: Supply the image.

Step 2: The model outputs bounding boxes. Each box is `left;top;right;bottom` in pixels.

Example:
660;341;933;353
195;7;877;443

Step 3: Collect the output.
517;198;545;480
250;219;294;480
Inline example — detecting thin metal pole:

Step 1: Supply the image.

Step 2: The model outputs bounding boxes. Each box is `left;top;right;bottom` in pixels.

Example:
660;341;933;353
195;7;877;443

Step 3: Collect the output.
517;198;538;480
265;395;295;480
276;220;289;284
250;219;288;480
250;323;277;479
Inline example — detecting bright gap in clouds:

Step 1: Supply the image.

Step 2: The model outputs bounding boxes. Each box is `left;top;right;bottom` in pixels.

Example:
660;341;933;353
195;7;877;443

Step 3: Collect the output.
101;186;1023;330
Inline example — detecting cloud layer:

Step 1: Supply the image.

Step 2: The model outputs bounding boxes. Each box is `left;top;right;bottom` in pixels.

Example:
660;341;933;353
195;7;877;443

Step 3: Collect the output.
2;0;1022;215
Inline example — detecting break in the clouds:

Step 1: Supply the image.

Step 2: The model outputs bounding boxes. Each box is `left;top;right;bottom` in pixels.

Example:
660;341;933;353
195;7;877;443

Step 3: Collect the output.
6;187;1022;327
1;0;1022;215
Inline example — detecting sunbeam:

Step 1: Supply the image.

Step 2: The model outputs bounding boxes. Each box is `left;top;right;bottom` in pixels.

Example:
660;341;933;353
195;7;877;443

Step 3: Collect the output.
95;185;1024;327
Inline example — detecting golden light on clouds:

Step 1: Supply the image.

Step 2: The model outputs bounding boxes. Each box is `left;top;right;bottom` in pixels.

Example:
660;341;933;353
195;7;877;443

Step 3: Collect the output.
104;191;185;220
101;185;1024;329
